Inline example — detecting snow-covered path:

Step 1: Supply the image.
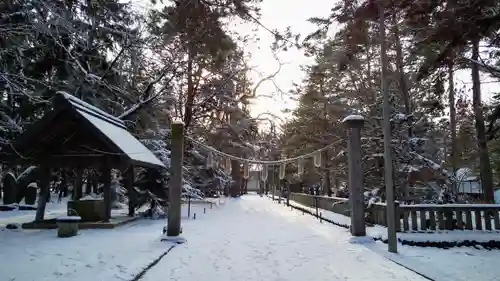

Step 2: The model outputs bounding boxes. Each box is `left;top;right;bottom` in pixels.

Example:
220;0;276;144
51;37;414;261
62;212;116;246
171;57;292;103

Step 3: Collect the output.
142;195;427;281
0;203;212;281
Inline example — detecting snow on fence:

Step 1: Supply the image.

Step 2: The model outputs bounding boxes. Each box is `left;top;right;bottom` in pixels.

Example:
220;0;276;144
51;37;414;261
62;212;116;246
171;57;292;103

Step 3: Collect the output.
289;193;349;217
289;193;500;232
371;203;500;232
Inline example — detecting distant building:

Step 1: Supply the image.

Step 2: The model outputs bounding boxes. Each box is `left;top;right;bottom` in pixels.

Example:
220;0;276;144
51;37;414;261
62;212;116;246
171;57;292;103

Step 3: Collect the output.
246;171;261;192
494;189;500;204
454;168;482;196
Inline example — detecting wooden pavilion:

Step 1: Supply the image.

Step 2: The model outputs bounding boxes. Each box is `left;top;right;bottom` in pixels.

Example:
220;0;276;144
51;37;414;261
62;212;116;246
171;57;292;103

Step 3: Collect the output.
3;91;165;223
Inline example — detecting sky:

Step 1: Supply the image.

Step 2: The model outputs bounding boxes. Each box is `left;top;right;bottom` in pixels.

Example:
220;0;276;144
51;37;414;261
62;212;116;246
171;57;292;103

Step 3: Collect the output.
231;1;331;127
132;0;330;127
133;0;500;127
232;0;500;127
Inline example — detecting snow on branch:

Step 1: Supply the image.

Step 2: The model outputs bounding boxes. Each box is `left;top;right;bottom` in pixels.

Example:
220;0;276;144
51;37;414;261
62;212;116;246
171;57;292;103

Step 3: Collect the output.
408;151;454;180
462;57;500;78
250;51;285;100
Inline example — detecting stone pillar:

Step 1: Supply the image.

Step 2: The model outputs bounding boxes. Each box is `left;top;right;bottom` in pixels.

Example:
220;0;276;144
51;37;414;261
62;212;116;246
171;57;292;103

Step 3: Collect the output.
167;121;184;237
343;115;366;236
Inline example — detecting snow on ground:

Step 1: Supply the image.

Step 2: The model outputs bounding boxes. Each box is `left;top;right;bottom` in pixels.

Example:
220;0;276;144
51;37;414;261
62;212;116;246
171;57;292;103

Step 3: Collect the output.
287;197;500;243
4;194;498;281
385;203;499;231
141;195;427;281
0;203;215;281
288;198;352;226
369;228;500;242
0;196;71;225
367;241;500;281
284;196;500;281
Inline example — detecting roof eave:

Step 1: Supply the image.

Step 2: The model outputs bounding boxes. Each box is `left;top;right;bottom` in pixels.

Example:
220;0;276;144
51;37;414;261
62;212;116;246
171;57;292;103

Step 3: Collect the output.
129;158;166;170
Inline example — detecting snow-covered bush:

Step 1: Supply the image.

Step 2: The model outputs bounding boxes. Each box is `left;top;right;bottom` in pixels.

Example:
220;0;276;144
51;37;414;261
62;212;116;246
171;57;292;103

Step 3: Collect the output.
133;126;231;218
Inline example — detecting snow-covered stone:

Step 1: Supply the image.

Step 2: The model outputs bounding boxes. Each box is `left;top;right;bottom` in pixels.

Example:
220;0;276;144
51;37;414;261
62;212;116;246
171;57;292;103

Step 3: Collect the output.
56;216;82;221
348;236;375;244
342;115;364;123
160;235;187;244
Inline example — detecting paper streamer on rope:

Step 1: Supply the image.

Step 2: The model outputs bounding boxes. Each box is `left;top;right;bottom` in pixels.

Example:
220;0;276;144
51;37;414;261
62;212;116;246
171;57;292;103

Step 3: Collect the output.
225;157;231;173
206;152;213;168
313;151;322;168
279;163;285;180
260;164;268;181
297;158;304;175
243;162;249;179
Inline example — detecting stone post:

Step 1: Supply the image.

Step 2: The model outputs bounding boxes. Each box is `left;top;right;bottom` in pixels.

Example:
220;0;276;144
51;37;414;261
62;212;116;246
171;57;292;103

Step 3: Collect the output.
343;115;366;236
167;121;184;237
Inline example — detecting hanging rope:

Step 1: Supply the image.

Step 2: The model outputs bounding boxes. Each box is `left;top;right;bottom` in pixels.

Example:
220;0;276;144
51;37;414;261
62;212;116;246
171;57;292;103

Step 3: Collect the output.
243;162;249;179
261;164;268;181
313;151;322;168
185;136;343;165
225;157;231;173
279;162;285;180
297;158;304;176
206;151;213;168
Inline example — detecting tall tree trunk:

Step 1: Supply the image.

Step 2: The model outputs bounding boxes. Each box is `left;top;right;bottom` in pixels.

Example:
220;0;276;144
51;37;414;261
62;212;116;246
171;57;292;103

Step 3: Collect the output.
393;17;412;201
59;169;68;201
448;59;458;194
334;177;339;196
92;170;99;194
183;46;195;129
230;160;241;197
131;47;139;90
471;40;494;203
325;166;332;197
320;80;331;196
243;178;248;194
392;18;412;136
0;166;3;200
73;169;84;200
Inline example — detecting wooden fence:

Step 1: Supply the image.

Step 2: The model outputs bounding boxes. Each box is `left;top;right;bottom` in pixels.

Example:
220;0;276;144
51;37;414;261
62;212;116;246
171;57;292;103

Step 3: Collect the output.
371;203;500;231
288;193;500;232
288;193;349;216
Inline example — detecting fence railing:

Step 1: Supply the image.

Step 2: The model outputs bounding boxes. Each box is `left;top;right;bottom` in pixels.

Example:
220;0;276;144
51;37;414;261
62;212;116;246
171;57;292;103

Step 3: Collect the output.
288;193;500;232
288;193;349;217
371;203;500;231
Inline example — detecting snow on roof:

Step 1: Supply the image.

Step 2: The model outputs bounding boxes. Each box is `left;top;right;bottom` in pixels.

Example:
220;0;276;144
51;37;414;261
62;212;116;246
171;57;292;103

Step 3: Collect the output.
77;110;165;169
455;167;472;180
58;91;123;125
55;92;165;169
8;92;165;169
342;115;364;123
